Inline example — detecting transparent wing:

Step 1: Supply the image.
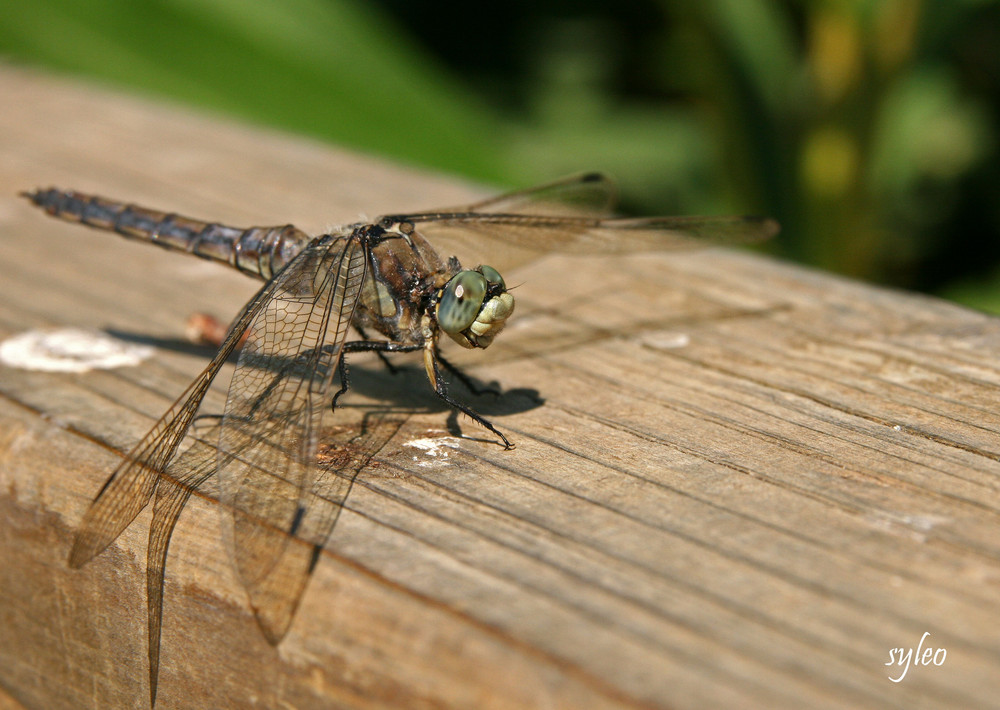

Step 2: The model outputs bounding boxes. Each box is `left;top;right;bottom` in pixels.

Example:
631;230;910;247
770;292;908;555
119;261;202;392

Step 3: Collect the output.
389;174;778;272
215;233;369;644
144;411;404;705
437;172;618;216
66;241;317;569
146;421;223;707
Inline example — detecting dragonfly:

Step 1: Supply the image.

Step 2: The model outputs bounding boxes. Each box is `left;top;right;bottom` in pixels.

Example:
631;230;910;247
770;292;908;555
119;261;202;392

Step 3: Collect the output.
23;173;778;705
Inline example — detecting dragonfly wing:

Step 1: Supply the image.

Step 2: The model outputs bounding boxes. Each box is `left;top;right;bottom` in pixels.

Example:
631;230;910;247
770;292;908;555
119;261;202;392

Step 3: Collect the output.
146;421;222;707
388;174;776;272
232;411;405;644
67;249;300;569
143;410;408;701
434;172;618;216
215;234;370;644
402;212;779;274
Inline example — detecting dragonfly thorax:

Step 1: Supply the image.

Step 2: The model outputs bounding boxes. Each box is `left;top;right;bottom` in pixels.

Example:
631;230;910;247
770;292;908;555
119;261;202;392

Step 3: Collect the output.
436;265;514;349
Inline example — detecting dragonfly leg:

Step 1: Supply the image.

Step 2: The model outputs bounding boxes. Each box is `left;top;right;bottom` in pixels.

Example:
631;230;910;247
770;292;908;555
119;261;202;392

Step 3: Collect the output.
330;340;423;412
425;350;513;449
331;357;350;411
353;325;400;373
341;340;423;355
434;343;500;397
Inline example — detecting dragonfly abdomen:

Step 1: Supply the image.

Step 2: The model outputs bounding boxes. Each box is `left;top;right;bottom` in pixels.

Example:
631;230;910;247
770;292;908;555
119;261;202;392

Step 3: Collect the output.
22;188;312;280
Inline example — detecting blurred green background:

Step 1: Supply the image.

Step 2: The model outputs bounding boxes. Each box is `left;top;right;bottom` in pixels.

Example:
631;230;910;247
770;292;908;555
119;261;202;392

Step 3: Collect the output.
3;0;999;309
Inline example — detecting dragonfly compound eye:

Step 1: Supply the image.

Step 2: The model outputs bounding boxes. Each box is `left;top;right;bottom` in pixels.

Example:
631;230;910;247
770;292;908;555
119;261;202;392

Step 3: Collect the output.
478;264;505;290
438;270;488;336
437;268;515;349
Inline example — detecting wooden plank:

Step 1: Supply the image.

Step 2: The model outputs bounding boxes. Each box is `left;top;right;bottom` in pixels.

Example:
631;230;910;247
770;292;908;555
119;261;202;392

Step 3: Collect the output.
1;65;999;709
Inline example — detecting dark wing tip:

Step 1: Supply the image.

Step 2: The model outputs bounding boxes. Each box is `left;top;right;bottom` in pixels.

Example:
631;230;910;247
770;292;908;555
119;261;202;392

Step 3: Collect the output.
254;606;292;646
580;172;607;183
67;533;103;569
739;215;781;242
758;216;781;240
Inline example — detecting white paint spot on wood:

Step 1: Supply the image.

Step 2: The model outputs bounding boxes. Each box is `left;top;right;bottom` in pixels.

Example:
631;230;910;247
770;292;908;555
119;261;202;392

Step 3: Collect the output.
865;511;950;543
404;436;461;467
640;331;691;350
0;328;154;373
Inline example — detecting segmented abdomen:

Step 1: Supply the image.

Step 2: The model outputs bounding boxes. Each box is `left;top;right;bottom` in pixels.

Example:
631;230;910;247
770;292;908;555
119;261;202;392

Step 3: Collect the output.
23;188;312;280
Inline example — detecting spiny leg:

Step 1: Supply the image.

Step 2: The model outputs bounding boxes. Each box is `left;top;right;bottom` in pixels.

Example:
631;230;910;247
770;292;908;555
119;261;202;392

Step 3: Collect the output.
341;340;424;356
338;338;512;448
220;337;509;446
331;340;424;411
426;351;512;449
434;343;500;397
331;357;350;412
354;324;399;374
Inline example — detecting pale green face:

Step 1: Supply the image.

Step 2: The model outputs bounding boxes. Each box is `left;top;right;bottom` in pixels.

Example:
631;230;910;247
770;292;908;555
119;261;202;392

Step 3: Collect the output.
436;265;514;349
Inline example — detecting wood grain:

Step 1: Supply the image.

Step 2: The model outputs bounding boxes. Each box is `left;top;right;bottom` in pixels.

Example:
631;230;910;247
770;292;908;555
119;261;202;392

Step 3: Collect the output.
1;65;999;710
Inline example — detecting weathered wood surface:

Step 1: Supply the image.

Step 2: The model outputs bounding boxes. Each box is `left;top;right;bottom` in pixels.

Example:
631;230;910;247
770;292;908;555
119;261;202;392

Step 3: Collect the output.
1;66;999;710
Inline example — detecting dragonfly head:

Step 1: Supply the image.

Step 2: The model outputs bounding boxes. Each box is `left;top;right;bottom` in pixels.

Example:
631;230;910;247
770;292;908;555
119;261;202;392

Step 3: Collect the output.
436;265;515;349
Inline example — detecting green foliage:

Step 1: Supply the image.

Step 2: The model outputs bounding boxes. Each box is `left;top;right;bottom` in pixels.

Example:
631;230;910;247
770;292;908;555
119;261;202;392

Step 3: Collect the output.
499;0;997;296
0;0;507;177
2;0;998;309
